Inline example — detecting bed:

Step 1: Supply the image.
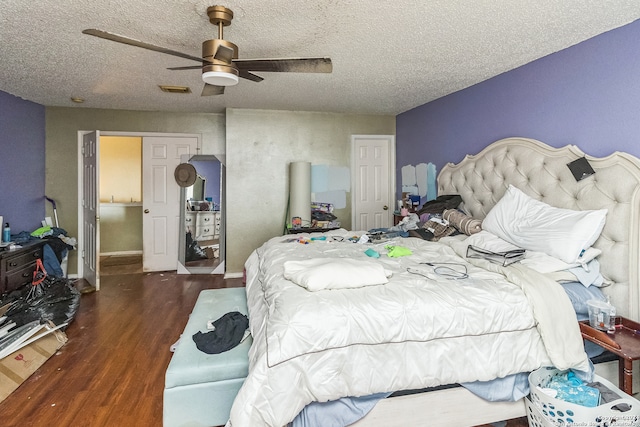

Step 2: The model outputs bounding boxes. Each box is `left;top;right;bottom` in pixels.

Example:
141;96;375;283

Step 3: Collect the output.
228;137;640;427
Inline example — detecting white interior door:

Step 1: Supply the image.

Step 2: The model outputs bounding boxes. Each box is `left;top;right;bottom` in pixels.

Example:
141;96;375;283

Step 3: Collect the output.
142;136;198;272
351;135;395;231
82;131;100;289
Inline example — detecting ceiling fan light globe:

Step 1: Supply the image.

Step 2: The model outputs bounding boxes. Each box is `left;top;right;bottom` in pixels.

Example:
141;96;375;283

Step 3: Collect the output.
202;71;239;86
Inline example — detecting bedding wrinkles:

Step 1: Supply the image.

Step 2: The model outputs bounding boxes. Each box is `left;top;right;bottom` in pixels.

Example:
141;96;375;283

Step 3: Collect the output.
229;231;589;427
261;238;533;366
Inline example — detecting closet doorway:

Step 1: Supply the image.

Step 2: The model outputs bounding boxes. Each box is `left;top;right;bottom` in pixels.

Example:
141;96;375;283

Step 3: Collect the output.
99;135;143;265
78;131;200;290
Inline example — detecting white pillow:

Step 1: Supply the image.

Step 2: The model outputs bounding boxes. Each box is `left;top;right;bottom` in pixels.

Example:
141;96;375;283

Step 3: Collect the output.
464;230;601;273
482;185;607;264
521;247;601;274
283;258;392;291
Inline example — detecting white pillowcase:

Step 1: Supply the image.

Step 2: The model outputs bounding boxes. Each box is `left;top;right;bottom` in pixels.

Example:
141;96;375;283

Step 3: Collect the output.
482;185;607;264
283;258;392;291
522;247;601;274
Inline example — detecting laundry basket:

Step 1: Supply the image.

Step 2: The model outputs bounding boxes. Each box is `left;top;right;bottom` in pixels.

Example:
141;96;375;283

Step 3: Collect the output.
526;367;640;427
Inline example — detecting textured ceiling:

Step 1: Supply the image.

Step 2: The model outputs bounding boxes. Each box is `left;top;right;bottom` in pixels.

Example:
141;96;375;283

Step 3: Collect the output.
2;0;640;115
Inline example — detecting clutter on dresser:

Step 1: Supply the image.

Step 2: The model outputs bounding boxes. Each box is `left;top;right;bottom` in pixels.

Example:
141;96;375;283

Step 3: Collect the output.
188;199;213;212
2;223;10;244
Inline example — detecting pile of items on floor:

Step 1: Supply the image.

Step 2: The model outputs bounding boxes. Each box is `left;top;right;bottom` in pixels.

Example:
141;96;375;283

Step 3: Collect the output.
185;231;219;262
0;227;80;402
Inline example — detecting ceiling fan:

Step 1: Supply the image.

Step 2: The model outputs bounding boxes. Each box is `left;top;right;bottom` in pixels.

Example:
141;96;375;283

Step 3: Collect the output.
82;5;332;96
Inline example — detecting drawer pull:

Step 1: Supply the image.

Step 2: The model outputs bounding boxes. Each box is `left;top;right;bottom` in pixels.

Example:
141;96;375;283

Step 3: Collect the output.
9;262;17;267
22;272;30;278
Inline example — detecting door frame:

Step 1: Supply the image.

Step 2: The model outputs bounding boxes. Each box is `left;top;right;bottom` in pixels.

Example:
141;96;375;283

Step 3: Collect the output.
76;131;201;283
350;134;396;230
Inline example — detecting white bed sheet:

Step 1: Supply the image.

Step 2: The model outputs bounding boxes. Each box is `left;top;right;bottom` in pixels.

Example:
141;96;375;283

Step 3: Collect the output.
228;230;589;427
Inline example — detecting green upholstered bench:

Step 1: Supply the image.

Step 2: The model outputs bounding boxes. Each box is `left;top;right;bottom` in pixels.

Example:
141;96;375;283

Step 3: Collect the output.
163;288;251;427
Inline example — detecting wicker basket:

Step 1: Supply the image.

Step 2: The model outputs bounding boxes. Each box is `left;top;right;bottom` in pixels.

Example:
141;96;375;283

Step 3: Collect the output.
527;367;640;427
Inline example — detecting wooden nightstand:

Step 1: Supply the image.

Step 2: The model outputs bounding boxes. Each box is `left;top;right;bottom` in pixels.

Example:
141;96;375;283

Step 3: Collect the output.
579;317;640;395
0;240;46;294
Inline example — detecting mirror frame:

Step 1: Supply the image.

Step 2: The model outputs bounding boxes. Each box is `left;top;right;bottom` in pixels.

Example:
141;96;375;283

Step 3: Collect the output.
177;154;225;275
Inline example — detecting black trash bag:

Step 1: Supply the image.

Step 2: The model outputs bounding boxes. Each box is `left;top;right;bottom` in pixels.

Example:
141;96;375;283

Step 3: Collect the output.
1;276;81;330
185;231;207;262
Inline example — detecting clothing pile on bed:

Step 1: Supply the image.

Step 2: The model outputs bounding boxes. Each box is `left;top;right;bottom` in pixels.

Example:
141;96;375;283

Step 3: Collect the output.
228;185;611;427
369;194;479;242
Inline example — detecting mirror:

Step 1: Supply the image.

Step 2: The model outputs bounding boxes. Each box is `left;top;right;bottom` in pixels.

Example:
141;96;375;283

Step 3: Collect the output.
190;174;206;201
177;154;225;275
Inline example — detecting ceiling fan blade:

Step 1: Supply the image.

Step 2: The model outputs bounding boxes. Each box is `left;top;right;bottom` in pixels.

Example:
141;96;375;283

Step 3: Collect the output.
214;44;235;63
167;65;203;71
233;58;332;73
238;70;264;82
82;29;206;64
201;84;225;96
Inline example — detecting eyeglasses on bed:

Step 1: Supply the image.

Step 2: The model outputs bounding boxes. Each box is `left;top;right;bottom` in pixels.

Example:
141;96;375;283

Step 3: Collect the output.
408;262;469;280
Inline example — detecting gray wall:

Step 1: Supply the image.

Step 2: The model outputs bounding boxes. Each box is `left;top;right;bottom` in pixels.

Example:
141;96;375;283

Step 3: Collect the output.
225;108;395;274
45;107;394;275
99;205;143;254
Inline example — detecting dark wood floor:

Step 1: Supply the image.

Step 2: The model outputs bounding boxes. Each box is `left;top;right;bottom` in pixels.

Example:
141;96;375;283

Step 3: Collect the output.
0;260;529;427
0;265;242;427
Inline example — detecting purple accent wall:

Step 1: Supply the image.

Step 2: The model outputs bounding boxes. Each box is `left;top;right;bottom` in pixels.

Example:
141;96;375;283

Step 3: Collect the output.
397;19;640;198
191;159;222;208
0;91;46;234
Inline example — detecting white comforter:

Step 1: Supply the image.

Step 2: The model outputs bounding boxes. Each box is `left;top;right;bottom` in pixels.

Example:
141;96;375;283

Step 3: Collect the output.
228;230;590;427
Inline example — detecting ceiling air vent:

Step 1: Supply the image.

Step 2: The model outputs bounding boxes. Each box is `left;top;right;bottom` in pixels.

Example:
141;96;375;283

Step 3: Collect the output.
158;85;192;94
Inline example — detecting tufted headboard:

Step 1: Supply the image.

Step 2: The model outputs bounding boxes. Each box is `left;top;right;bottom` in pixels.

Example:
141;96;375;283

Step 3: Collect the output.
438;137;640;321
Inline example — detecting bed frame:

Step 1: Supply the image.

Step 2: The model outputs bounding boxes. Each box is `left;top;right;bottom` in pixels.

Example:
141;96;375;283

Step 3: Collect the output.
352;137;640;427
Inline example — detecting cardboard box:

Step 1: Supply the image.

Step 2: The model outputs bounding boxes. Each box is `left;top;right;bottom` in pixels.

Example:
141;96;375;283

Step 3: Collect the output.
0;329;68;402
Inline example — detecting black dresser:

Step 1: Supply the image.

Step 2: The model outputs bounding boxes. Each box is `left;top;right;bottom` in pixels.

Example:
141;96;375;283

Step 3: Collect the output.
0;240;45;294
